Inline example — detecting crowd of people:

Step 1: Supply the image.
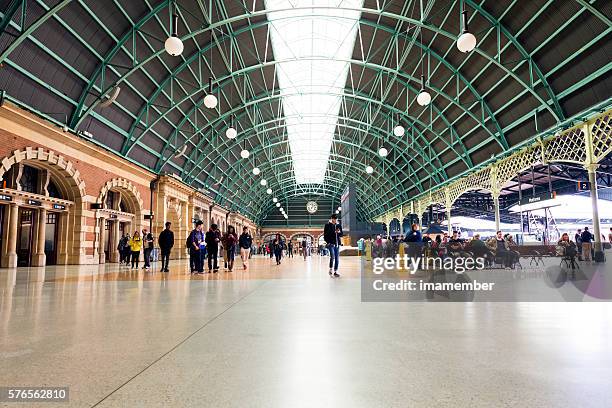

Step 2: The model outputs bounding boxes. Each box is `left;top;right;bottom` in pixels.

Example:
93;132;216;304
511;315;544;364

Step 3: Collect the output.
360;224;612;270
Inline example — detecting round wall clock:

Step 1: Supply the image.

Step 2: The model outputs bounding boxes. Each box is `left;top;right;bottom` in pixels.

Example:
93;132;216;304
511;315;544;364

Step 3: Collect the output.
306;201;318;214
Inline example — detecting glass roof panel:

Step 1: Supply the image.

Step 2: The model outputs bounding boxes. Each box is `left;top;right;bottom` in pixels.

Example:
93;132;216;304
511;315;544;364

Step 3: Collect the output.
265;0;363;184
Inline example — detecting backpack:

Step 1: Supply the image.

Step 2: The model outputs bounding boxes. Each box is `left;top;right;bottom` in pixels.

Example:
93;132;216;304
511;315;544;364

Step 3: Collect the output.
186;230;194;249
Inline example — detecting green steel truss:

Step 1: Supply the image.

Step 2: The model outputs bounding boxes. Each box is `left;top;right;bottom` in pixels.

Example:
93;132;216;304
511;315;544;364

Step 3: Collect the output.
0;0;609;222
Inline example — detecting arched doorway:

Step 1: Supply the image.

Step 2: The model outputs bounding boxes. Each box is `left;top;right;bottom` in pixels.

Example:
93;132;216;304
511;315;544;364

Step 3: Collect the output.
97;178;144;263
0;148;85;267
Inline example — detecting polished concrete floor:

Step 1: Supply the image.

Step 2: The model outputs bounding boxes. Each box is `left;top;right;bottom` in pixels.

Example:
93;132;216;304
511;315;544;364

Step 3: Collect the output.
1;255;612;407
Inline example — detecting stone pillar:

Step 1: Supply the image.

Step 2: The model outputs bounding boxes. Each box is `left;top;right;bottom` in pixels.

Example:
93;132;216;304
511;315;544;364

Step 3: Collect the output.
110;221;120;263
32;208;47;266
99;217;106;264
587;164;604;261
2;203;19;268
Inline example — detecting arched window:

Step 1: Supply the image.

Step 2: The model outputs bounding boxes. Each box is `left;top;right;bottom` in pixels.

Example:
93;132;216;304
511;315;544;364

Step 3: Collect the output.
47;179;62;199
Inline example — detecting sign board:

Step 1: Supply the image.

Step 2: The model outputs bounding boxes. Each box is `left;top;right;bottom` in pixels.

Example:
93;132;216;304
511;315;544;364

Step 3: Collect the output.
109;214;118;219
52;204;66;210
144;214;154;220
519;191;556;206
0;194;12;202
577;181;590;191
27;199;42;206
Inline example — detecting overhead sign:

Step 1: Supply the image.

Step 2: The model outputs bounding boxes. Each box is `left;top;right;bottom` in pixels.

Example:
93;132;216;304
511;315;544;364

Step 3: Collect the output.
519;191;556;206
27;199;42;206
0;194;12;202
517;191;559;212
577;181;591;191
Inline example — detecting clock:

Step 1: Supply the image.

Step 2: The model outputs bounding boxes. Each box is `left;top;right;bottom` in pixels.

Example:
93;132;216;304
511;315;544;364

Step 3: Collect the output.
306;201;318;214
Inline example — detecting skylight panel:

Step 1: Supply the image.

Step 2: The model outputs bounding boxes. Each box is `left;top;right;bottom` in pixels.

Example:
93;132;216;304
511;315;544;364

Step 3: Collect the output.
265;0;363;184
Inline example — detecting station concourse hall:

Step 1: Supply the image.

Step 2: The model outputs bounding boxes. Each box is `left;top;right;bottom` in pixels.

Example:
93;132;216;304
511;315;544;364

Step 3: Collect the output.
0;1;611;407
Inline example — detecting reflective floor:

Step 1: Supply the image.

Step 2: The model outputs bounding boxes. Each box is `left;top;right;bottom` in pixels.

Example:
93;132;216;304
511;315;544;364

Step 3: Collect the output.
1;255;612;407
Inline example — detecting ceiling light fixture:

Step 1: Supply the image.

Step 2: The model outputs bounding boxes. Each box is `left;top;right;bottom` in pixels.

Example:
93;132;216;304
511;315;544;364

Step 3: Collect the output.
164;14;184;56
226;115;237;139
266;188;272;194
456;5;477;53
261;179;268;186
253;167;261;175
378;147;388;157
366;165;374;174
203;77;218;109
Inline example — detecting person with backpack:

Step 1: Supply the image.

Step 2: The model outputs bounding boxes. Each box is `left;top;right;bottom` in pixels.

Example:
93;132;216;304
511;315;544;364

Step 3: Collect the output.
273;233;285;265
117;233;129;265
581;227;594;261
188;220;205;274
222;226;238;272
158;222;174;272
205;223;221;273
238;226;253;269
128;230;143;269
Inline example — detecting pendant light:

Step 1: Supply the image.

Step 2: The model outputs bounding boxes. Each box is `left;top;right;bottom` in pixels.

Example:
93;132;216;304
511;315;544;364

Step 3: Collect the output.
366;165;374;174
261;179;268;186
226;115;237;139
273;197;278;203
266;188;272;194
378;147;388;157
276;203;281;208
204;77;218;109
164;14;184;56
416;30;431;106
240;139;249;159
393;81;405;136
252;167;261;175
456;5;477;53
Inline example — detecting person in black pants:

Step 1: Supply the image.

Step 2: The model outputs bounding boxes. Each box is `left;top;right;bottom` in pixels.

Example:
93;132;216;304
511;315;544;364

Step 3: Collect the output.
142;228;154;270
158;222;174;272
288;241;294;258
323;214;343;277
189;221;205;274
205;223;221;273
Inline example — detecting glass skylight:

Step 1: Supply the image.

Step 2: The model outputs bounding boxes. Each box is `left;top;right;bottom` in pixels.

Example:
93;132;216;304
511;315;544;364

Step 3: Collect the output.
265;0;363;184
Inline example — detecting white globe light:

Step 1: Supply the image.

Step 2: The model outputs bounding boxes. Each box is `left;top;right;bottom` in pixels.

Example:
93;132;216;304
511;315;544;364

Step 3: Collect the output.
280;208;284;212
225;127;237;139
252;167;261;175
273;197;278;203
366;165;374;174
276;203;281;208
164;36;184;56
203;94;218;109
240;149;250;159
260;179;267;186
338;206;342;211
284;214;288;219
457;32;477;53
335;210;339;214
378;147;388;157
393;124;405;137
266;188;272;194
417;90;431;106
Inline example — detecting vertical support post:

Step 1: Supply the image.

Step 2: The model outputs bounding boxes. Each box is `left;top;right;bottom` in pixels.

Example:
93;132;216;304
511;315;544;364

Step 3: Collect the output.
99;216;106;264
493;193;501;233
3;203;19;268
583;123;604;262
518;173;524;242
32;208;47;266
445;188;452;235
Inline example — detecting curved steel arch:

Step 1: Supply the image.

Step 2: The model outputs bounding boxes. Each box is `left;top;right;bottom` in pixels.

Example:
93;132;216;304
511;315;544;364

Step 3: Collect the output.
185;118;437;218
120;16;506;155
70;6;562;136
181;112;440;192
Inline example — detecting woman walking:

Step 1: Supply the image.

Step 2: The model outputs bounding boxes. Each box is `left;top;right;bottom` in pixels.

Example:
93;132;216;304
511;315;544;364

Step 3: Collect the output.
128;230;143;269
238;227;253;269
273;233;285;265
222;226;238;272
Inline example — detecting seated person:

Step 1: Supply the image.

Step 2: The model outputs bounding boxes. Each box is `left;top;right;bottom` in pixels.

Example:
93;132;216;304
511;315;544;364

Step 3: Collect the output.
492;231;514;268
466;234;493;260
446;231;464;257
556;233;577;257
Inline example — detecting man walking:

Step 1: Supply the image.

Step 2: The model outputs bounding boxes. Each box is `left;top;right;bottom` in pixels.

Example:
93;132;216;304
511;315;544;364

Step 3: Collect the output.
302;238;307;260
158;222;174;272
189;220;205;274
581;226;594;261
324;214;343;277
205;223;221;273
142;228;154;270
288;240;294;258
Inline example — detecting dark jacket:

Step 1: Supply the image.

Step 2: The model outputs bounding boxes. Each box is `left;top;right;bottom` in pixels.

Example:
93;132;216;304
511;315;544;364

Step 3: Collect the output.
324;222;343;245
404;230;422;243
189;229;205;253
205;230;221;248
158;229;174;251
581;230;594;243
239;233;252;249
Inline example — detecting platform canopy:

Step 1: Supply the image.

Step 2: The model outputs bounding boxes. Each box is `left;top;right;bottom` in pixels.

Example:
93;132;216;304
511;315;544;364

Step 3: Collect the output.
0;0;609;222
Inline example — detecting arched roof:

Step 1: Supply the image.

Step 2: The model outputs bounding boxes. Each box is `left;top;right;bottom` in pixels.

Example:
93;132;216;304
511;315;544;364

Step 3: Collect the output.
0;0;609;223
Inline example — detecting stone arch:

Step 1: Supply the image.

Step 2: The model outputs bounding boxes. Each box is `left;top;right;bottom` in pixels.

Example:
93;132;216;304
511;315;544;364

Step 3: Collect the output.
262;232;288;242
289;232;315;242
0;147;87;264
97;177;144;218
0;147;86;199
